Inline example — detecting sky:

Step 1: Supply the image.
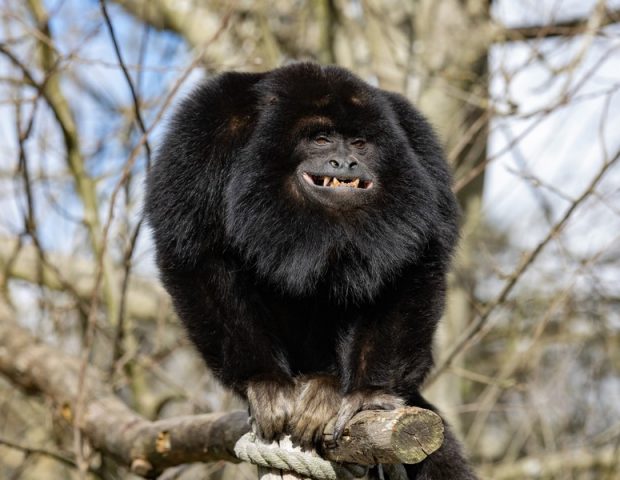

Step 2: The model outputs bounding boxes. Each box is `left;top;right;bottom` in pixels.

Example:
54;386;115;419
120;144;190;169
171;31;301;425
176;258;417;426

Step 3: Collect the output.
486;1;620;255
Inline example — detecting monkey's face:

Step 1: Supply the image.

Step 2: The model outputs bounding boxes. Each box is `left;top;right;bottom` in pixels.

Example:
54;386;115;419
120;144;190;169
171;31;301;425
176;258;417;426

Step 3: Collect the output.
294;133;378;210
222;64;450;300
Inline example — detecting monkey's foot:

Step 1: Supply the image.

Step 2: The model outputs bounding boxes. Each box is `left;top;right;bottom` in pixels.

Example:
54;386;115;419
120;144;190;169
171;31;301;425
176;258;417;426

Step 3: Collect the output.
331;388;405;444
246;375;296;442
289;374;342;450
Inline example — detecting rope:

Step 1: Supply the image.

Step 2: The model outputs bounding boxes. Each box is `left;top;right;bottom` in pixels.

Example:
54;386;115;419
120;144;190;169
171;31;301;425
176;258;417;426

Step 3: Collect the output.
234;432;368;479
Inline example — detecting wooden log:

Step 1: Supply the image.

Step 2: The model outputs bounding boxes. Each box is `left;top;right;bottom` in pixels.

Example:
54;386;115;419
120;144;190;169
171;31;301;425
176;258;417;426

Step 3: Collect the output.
323;407;444;465
250;407;445;479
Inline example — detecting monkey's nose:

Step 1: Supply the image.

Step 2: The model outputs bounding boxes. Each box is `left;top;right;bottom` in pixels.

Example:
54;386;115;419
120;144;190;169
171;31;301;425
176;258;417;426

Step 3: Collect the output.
328;158;358;170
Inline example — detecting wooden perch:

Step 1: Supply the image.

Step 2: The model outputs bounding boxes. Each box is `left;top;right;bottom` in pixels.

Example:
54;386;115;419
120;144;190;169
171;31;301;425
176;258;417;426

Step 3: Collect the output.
243;407;444;480
323;408;443;465
0;304;444;477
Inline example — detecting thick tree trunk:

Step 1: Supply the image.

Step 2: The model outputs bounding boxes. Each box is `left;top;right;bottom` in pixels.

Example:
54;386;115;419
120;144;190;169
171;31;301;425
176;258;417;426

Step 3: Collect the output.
411;0;491;435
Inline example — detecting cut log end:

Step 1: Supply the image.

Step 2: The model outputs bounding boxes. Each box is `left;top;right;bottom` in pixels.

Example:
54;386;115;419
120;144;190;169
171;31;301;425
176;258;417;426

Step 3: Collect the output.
391;408;445;464
322;406;444;465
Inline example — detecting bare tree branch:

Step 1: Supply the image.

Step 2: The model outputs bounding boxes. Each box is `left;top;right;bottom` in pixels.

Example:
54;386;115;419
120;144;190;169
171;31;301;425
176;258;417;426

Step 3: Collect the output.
427;147;620;386
24;0;120;325
0;237;169;322
498;7;620;42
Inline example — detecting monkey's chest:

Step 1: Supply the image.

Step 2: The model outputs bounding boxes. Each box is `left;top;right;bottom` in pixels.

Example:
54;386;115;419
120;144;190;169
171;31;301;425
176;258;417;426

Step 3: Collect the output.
265;298;347;374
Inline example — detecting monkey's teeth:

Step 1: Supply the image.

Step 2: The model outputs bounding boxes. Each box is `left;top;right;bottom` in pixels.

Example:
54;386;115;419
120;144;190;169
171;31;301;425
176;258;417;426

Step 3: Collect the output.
309;175;365;188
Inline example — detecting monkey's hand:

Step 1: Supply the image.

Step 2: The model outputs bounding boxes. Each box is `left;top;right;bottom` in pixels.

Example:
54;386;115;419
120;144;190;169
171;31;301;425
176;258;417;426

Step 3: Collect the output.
289;374;342;450
331;388;405;445
246;375;296;442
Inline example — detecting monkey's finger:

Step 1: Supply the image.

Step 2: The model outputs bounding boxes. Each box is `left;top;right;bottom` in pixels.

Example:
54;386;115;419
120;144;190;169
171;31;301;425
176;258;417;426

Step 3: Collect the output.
332;400;361;441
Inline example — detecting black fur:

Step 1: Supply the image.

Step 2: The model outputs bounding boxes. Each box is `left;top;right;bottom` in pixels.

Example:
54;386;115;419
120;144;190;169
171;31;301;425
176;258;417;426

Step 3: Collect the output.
145;63;476;479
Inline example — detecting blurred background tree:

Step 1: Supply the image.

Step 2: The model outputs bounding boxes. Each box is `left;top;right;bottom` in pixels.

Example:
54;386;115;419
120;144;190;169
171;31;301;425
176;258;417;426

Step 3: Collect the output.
0;0;619;478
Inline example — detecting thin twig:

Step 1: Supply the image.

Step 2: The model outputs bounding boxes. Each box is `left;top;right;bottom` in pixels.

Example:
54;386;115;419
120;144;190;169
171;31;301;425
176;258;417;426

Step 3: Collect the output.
99;0;152;168
427;147;620;386
0;436;79;470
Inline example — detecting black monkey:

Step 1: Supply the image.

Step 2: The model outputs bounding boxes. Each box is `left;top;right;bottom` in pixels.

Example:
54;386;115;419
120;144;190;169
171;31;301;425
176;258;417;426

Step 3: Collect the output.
146;63;477;479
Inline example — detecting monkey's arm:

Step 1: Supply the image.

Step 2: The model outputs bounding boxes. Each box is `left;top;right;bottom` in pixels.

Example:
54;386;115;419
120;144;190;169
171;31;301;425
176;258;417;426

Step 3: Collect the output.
334;258;445;432
160;258;296;441
335;261;478;479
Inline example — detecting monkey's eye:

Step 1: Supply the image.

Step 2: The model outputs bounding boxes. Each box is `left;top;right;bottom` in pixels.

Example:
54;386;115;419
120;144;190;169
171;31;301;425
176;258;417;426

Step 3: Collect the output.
351;139;366;148
314;135;330;145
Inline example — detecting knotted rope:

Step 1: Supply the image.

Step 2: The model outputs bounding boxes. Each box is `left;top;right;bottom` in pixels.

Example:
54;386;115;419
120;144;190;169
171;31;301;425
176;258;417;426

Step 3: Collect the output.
234;432;366;479
234;432;408;480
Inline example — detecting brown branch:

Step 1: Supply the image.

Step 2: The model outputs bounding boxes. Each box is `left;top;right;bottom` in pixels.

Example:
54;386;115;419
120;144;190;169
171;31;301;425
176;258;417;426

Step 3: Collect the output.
100;0;153;365
0;304;444;477
497;7;620;42
99;0;152;167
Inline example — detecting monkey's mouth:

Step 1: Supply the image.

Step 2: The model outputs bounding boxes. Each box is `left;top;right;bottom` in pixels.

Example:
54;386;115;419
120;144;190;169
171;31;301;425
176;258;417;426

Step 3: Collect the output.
302;173;373;190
